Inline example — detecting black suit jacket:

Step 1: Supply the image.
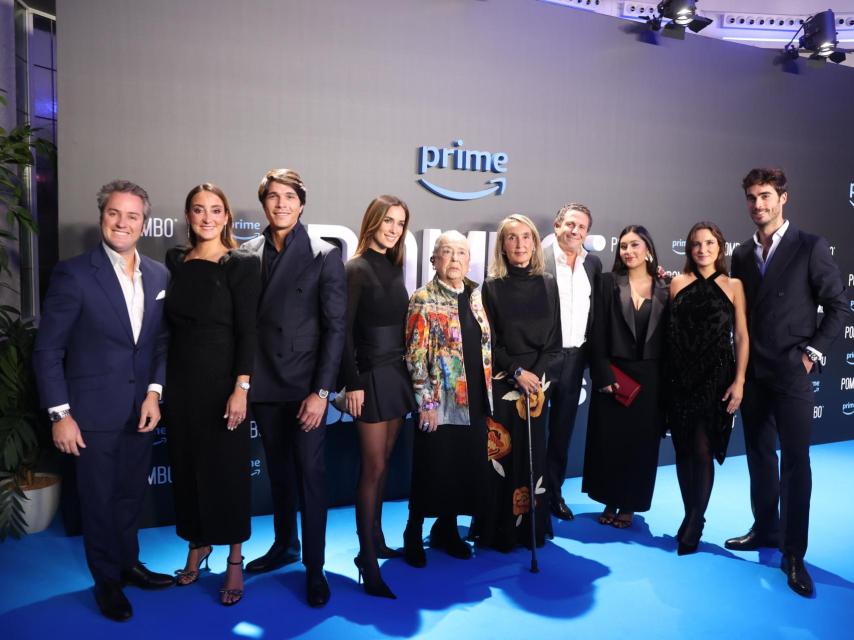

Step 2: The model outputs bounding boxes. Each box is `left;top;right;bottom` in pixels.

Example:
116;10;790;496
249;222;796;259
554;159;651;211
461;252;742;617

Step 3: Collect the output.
588;271;669;389
543;244;603;346
241;222;346;402
730;223;849;393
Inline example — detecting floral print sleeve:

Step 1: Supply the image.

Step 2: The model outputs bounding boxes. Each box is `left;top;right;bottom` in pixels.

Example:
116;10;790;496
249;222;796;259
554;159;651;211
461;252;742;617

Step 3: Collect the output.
405;290;434;408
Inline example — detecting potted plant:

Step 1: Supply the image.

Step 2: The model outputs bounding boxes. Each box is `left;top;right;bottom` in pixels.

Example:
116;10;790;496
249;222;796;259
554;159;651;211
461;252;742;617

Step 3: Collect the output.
0;89;57;540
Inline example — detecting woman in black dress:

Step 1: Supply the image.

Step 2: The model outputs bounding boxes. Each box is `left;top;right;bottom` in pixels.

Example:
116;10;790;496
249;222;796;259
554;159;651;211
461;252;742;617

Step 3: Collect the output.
164;183;260;606
583;225;668;529
478;214;561;552
403;231;493;567
341;195;416;598
667;222;748;554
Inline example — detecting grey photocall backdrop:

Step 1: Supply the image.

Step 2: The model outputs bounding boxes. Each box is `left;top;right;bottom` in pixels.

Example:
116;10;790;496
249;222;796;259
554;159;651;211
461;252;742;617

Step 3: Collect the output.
57;0;854;528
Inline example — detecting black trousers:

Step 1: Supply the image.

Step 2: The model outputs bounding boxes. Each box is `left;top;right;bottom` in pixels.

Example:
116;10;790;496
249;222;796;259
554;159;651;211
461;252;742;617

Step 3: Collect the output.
546;347;586;503
75;422;153;587
740;377;813;558
252;401;328;571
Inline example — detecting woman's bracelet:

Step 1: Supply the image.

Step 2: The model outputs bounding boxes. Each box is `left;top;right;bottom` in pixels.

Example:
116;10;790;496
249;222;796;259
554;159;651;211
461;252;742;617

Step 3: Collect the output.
420;401;438;411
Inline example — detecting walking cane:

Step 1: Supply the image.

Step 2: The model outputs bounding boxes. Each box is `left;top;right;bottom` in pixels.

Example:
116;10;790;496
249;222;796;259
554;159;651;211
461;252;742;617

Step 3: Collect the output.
526;394;540;573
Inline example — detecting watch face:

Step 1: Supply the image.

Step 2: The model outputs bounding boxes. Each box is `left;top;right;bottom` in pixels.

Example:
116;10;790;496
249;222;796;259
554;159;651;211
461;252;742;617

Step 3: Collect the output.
318;389;329;399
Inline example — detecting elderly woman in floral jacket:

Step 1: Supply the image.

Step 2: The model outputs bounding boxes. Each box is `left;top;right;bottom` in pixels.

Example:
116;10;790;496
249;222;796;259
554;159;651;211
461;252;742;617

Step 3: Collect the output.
403;231;493;568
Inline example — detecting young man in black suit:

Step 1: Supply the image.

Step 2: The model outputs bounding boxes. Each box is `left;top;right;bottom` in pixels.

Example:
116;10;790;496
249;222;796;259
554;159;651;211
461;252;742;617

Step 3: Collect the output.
241;169;346;607
543;203;602;521
727;168;850;597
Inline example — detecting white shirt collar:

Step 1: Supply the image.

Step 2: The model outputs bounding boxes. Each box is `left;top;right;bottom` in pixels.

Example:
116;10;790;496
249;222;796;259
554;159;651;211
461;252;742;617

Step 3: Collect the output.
102;241;141;275
555;246;587;267
752;219;789;248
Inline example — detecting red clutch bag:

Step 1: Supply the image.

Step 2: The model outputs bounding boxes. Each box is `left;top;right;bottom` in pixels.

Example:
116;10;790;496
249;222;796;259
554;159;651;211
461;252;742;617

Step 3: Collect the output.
609;363;642;407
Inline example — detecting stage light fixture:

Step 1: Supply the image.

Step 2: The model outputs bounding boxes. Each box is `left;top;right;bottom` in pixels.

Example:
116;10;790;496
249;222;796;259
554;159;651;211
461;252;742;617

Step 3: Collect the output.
647;1;713;36
782;10;847;64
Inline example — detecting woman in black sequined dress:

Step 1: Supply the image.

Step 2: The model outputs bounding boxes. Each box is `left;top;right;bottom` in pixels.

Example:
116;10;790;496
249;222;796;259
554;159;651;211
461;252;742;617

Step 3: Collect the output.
666;221;749;555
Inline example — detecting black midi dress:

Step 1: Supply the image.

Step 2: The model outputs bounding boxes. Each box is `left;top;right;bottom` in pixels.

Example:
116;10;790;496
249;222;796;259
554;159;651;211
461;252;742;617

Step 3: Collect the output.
163;248;260;545
666;271;736;463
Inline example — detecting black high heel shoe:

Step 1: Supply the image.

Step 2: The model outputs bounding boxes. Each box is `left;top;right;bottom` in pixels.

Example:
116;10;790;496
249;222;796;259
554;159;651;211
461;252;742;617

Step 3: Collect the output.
353;555;396;599
677;516;705;556
220;556;244;606
175;543;213;586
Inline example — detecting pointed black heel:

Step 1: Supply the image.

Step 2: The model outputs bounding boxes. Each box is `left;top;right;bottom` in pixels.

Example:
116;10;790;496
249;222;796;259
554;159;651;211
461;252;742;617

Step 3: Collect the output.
353;555;396;599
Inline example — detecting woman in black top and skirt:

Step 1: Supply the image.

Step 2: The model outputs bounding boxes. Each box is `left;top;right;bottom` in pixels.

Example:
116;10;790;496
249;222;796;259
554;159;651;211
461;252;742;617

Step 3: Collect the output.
583;225;668;529
164;183;260;606
478;214;561;552
341;195;416;598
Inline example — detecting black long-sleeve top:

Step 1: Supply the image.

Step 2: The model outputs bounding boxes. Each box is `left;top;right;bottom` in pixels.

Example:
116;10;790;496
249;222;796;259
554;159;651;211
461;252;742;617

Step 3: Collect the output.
481;264;562;379
340;248;409;390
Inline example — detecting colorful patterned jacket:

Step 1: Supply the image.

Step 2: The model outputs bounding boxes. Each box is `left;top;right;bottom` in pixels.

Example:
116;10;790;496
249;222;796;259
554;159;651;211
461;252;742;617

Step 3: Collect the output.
405;275;493;425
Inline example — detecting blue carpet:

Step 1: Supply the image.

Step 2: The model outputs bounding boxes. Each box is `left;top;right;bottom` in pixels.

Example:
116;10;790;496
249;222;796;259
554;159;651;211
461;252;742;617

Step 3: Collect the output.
2;441;853;639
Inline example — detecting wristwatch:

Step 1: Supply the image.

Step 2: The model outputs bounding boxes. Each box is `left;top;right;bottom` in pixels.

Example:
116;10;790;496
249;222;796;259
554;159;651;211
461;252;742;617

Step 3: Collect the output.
804;347;822;363
237;381;251;391
513;367;523;379
49;409;71;422
317;389;330;399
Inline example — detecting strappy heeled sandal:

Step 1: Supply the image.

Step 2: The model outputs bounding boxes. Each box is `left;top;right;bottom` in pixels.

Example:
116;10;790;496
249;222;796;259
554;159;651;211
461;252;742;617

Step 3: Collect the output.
175;543;212;586
220;556;245;606
612;511;634;529
598;506;617;525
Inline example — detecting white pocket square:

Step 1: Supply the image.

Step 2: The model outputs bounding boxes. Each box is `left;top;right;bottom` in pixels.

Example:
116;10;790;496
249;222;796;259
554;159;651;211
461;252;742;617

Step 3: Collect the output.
155;290;166;300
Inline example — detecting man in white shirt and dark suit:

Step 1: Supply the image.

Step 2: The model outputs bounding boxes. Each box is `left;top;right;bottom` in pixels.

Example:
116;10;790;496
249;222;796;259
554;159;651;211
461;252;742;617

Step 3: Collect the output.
543;203;602;521
33;180;173;621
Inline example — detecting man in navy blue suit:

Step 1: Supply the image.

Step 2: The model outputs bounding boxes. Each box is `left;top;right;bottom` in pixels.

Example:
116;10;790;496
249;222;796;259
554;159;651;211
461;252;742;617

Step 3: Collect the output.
727;168;850;597
33;180;173;621
241;168;346;607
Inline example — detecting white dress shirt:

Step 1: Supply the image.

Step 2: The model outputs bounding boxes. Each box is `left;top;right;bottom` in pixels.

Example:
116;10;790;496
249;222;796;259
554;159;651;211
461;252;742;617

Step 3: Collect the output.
554;247;591;349
752;219;789;276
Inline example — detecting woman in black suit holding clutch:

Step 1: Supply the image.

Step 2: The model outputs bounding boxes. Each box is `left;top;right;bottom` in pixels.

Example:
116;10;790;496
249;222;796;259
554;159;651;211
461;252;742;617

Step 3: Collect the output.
582;225;669;529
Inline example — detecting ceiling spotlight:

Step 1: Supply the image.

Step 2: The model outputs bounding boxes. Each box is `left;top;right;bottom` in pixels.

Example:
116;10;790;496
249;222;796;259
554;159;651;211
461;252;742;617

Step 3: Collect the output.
783;10;847;64
648;1;713;35
801;10;836;57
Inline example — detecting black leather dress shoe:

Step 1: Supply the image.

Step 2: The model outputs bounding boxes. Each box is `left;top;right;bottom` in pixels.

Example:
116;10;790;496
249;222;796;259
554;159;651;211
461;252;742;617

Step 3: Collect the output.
724;528;779;551
121;563;175;589
781;554;814;597
94;583;132;622
306;570;330;607
550;498;575;521
245;545;301;574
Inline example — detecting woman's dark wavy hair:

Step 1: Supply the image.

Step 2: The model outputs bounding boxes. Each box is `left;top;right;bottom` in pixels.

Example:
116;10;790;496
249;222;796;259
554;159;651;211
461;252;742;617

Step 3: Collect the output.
611;224;659;277
682;221;728;275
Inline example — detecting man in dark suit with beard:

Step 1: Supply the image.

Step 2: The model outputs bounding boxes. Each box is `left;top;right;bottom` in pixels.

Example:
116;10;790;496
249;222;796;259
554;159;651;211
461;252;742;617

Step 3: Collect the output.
727;168;849;597
241;168;346;607
543;203;602;521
